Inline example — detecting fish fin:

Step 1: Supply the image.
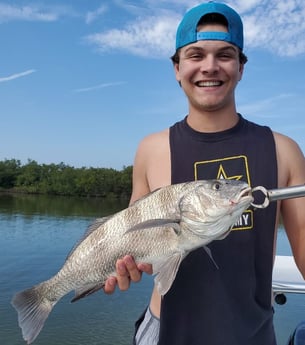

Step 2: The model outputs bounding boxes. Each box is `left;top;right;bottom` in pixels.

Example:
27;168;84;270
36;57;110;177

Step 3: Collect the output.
129;187;163;206
71;283;105;303
215;226;232;240
125;219;181;235
66;216;112;260
11;284;56;344
153;252;184;296
202;246;219;269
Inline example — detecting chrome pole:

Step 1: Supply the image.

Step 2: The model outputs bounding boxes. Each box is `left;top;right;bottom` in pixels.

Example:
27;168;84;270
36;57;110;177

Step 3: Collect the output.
251;184;305;209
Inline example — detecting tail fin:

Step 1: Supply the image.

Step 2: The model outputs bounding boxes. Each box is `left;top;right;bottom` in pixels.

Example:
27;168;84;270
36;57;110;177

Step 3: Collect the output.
11;285;55;344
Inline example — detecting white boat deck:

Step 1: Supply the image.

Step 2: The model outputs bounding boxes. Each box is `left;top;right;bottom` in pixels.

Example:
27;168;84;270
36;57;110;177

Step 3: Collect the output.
273;256;305;294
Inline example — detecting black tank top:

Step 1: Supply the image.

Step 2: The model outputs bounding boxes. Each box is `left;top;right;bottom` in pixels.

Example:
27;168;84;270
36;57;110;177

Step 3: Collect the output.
158;115;278;345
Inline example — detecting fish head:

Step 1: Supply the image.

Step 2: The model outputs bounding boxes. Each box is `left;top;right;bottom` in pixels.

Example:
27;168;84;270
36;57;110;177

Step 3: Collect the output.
179;179;253;242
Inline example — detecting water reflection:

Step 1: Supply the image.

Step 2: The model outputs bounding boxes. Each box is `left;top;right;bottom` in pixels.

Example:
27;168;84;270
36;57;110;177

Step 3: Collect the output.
0;193;128;218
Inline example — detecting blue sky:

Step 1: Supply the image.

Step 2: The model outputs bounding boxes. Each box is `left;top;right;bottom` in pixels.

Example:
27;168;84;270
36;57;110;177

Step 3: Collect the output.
1;0;305;170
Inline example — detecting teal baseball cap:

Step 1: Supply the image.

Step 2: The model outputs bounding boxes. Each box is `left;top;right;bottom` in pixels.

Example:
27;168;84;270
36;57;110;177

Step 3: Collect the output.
176;1;244;51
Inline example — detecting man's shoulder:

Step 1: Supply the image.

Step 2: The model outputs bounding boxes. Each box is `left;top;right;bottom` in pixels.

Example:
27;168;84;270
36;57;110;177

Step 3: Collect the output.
273;131;300;148
134;128;170;161
140;128;170;146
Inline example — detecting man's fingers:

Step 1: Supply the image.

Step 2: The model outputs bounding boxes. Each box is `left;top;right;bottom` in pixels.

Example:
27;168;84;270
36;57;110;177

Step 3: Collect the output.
103;256;153;294
104;276;117;294
123;255;142;282
116;257;132;291
137;262;153;275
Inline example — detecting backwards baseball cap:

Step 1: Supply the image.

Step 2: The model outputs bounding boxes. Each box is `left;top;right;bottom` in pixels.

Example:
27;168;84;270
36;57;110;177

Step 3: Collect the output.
176;1;244;51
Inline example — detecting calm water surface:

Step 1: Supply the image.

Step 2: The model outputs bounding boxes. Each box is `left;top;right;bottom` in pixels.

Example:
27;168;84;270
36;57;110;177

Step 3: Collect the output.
0;194;304;345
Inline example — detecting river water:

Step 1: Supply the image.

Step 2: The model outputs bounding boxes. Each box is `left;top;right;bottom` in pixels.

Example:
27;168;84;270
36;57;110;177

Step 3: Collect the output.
0;193;304;345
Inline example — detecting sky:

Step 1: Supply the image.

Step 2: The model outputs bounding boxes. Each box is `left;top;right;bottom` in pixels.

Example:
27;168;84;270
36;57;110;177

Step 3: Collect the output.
1;0;305;170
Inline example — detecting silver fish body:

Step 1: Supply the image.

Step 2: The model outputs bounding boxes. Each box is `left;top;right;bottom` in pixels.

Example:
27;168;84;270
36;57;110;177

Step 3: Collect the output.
11;179;253;344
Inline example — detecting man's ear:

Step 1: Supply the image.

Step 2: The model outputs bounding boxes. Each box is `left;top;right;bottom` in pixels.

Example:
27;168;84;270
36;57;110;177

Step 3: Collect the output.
238;63;244;81
174;63;181;84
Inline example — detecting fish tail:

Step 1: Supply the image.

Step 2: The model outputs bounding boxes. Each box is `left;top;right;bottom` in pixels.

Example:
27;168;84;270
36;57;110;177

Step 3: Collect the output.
11;284;56;344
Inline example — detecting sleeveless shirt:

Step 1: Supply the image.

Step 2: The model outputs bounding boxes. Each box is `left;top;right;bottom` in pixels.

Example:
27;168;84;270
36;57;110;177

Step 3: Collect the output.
157;115;278;345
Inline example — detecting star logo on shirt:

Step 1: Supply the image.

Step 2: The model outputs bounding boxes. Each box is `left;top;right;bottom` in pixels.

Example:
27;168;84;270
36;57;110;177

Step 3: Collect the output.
216;164;243;181
194;155;250;185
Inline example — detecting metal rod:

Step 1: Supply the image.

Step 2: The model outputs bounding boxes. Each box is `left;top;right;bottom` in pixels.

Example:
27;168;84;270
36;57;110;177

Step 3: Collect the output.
251;184;305;209
267;184;305;202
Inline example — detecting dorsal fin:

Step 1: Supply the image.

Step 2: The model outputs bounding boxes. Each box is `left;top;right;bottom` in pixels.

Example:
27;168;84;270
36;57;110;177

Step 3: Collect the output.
66;216;112;260
129;187;162;206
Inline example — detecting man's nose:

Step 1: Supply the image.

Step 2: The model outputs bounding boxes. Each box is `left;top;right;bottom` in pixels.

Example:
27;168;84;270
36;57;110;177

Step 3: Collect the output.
199;55;220;74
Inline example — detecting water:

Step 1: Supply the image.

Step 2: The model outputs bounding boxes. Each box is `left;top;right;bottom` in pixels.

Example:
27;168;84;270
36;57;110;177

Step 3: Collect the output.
0;194;153;345
0;193;304;345
274;230;305;344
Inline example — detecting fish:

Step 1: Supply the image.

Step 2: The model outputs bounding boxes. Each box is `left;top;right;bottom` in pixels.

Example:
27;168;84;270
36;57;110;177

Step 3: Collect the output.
11;179;253;344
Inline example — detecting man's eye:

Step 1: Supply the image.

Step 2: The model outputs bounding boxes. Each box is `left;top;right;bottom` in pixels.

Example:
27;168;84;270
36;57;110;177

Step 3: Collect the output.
189;54;203;60
218;53;234;59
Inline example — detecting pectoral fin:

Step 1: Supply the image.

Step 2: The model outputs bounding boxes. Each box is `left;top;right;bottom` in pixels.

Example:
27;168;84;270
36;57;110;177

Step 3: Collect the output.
202;246;219;269
216;226;232;240
125;219;181;235
153;252;185;296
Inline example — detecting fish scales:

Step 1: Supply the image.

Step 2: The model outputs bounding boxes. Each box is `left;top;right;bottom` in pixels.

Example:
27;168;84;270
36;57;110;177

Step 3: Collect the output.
11;179;253;344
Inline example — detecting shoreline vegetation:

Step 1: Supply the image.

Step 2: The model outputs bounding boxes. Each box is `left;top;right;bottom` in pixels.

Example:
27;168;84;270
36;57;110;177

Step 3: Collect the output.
0;159;132;199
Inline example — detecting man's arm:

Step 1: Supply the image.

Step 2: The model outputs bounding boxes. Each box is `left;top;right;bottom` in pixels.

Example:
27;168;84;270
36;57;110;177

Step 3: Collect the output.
103;136;154;294
275;132;305;278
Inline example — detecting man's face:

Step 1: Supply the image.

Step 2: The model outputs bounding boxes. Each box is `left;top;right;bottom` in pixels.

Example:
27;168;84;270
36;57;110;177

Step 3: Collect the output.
174;23;244;113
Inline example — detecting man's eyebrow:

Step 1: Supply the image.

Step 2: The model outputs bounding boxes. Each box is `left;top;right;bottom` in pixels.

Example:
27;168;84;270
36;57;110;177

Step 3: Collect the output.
218;46;238;53
183;45;238;54
183;46;203;54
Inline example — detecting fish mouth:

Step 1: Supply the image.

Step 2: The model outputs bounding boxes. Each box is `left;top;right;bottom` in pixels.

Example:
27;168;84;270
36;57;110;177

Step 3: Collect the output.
231;186;254;206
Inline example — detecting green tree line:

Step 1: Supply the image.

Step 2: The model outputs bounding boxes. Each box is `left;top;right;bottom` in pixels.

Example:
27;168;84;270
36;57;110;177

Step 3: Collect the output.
0;159;132;199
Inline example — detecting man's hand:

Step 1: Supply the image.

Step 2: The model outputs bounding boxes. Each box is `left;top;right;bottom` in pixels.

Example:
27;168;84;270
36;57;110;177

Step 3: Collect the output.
104;255;153;294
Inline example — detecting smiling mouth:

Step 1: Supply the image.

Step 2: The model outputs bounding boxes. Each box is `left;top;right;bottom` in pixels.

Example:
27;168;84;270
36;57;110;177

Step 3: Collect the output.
195;81;223;87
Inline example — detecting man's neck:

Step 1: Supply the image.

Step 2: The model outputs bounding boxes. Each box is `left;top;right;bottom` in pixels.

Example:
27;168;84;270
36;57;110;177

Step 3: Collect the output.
186;108;239;133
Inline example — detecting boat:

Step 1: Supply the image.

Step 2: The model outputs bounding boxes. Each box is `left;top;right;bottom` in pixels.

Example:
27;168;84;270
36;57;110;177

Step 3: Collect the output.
273;255;305;345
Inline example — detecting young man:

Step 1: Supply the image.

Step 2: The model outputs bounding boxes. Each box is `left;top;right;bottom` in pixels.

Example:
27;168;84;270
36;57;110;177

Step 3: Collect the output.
104;2;305;344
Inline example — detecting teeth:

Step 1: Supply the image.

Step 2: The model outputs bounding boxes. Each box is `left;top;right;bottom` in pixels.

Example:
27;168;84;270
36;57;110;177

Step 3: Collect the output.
197;81;222;87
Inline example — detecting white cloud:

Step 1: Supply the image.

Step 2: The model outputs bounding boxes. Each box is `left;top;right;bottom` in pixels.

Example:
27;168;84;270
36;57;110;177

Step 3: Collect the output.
237;93;294;117
73;81;126;93
85;14;179;58
228;0;260;13
0;69;36;82
0;3;59;22
230;0;305;56
85;5;108;24
85;0;305;58
4;1;303;58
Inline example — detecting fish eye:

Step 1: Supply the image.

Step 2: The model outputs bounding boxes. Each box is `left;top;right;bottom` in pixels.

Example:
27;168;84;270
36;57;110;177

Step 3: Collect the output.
213;182;221;191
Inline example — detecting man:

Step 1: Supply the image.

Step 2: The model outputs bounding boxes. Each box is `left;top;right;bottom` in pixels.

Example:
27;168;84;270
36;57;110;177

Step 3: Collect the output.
104;2;305;344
